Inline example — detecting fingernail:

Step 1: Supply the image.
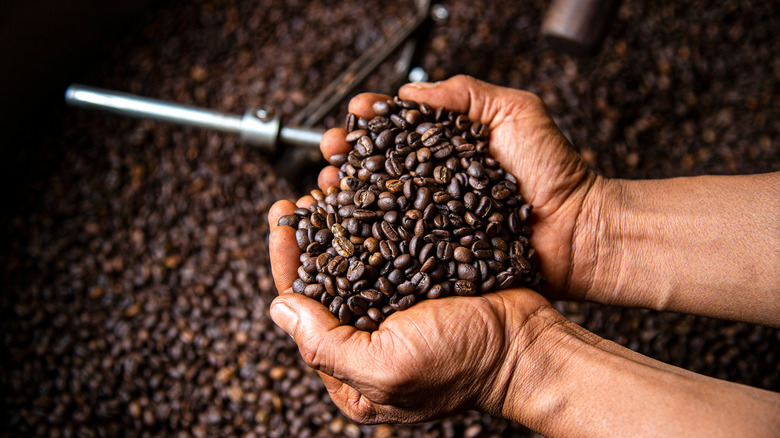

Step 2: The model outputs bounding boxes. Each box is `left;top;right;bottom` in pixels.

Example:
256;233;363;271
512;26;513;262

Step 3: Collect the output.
270;302;299;335
404;81;438;90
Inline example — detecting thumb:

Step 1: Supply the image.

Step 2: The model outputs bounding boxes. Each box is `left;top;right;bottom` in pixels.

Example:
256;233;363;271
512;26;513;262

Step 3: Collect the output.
269;293;370;380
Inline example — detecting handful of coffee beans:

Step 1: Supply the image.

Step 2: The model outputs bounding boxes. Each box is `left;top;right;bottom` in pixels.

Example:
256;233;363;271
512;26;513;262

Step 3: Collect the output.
278;96;542;331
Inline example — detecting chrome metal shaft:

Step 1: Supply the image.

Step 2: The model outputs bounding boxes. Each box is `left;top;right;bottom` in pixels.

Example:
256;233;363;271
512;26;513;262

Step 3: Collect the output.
65;84;323;153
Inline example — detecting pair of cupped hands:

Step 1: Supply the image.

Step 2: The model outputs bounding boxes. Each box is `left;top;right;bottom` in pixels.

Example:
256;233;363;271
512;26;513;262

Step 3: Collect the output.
268;75;597;423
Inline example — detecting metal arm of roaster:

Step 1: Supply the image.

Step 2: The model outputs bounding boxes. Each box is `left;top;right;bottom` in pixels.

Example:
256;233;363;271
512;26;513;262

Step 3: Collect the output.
65;84;324;154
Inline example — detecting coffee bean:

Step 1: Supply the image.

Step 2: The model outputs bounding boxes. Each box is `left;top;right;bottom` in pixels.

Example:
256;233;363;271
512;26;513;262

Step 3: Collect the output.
380;221;400;241
457;263;480;282
346;129;368;143
278;214;299;227
355;316;378;331
472;240;493;259
454;280;477;296
389;293;416;310
421;127;442;146
332;236;355;257
368;116;391;133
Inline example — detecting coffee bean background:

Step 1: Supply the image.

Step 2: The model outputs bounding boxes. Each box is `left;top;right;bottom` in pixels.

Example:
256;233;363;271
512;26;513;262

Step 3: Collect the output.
1;0;778;436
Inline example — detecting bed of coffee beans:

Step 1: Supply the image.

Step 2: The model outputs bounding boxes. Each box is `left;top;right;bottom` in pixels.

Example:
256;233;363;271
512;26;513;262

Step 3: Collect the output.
279;97;541;330
2;0;778;437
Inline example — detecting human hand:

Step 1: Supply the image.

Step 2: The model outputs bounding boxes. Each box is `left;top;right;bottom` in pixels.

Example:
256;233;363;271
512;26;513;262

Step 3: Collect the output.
267;75;589;422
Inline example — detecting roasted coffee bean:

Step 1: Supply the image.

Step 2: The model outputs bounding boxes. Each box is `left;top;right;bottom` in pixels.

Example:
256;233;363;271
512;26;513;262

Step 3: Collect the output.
394;253;414;269
304;283;325;299
332;236;355;257
367;307;385;323
278;214;299;227
420;256;437;273
472;240;493;259
353;209;376;221
372;100;392;116
418;242;434;263
387;268;405;285
385;157;403;177
519;203;533;222
380;221;400;241
457;263;480;282
454;280;477;296
389;293;416;310
453;246;473;263
346;129;368;143
293;278;307;294
338;304;353;325
379;239;399;260
421;127;442;146
346;260;366;282
355;316;378;331
368;116;391;133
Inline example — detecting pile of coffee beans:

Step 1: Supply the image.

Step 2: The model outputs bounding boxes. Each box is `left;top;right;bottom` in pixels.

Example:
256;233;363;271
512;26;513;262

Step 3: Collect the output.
279;97;541;330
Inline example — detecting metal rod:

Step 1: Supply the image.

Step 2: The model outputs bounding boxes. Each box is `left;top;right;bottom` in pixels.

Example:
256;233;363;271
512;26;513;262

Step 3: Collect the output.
65;84;243;133
65;84;324;154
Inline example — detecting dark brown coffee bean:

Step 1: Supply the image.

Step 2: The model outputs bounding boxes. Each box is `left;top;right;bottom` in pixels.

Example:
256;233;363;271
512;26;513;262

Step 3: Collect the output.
353;209;376;221
379;240;399;260
454;280;477;296
347;295;369;315
418;242;434;263
457;263;480;282
372;100;392;116
347;260;366;282
385;157;403;177
435;241;454;261
353;189;376;209
421;127;442;146
472;240;493;259
292;278;307;294
368;116;391;133
295;229;310;251
453;246;473;263
332;236;355;257
380;221;400;241
355;136;374;157
355;316;378;331
519;203;533;222
338;304;353;325
420;256;437;273
367;307;385;323
345;129;368;143
393;254;413;269
278;214;299;227
389;293;416;310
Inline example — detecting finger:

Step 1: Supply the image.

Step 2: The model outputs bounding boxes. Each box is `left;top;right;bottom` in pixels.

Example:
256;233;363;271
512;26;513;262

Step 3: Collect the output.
319;372;427;424
318;166;341;191
270;293;371;379
348;92;390;118
269;201;302;294
268;199;296;233
320;128;350;162
399;75;535;130
318;373;383;424
296;196;316;208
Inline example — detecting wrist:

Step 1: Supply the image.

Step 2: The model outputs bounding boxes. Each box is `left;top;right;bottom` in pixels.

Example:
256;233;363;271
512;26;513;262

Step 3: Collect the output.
479;303;574;425
566;174;617;301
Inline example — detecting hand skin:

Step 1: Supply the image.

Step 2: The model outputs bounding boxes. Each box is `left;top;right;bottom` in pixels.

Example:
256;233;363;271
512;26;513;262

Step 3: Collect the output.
268;75;780;435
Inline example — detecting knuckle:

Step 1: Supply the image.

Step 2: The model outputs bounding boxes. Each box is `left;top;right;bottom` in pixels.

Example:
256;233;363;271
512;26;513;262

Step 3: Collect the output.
344;394;379;424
